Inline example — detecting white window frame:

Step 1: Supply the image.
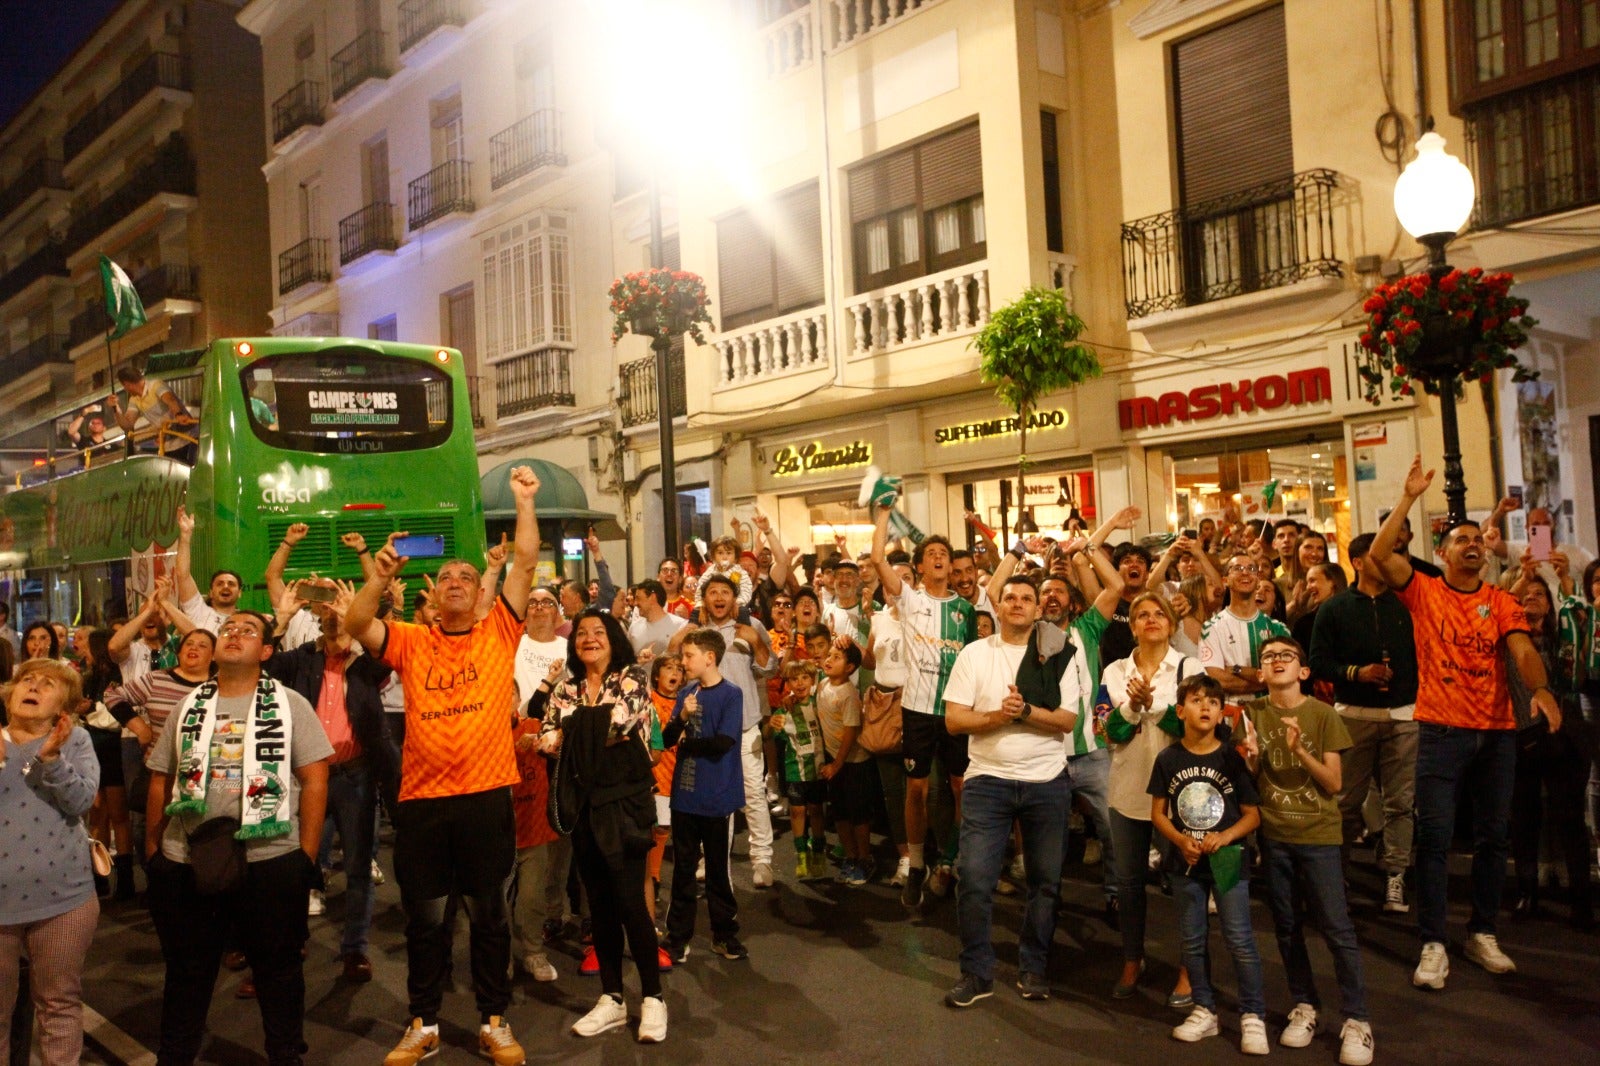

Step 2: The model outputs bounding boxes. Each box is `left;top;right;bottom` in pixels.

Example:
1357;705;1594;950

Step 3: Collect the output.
480;210;574;362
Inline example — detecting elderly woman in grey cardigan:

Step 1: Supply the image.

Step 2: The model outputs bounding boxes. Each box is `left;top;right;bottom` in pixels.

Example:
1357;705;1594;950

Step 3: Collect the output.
0;658;100;1065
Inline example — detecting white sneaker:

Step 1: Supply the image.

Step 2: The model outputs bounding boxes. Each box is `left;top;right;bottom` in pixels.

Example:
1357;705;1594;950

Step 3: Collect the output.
1148;846;1163;872
523;952;557;982
1007;854;1027;882
307;889;325;917
371;859;385;886
1464;932;1516;974
1240;1013;1269;1055
1412;941;1449;989
752;862;774;889
572;995;628;1037
695;857;706;883
890;856;911;887
1207;892;1218;915
1383;872;1408;913
1171;1005;1219;1042
927;864;955;898
1082;838;1103;866
1280;1003;1317;1048
1338;1019;1374;1066
637;996;667;1044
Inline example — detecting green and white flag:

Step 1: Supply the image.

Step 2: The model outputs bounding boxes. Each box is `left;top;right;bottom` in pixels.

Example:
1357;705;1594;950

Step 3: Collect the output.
99;255;147;339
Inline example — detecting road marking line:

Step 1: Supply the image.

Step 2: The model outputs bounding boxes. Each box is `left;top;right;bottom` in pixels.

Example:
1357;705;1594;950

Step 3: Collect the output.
82;1005;156;1066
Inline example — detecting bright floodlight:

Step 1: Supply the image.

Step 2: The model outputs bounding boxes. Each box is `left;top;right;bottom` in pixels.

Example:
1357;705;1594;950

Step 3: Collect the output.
599;0;745;158
1393;132;1476;240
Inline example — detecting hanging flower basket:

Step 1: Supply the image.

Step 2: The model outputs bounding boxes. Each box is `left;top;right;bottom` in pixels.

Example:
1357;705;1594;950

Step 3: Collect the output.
1356;266;1537;403
609;269;713;345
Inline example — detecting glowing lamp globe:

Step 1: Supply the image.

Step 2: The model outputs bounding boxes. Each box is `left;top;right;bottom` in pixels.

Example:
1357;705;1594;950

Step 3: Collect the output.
1393;132;1475;241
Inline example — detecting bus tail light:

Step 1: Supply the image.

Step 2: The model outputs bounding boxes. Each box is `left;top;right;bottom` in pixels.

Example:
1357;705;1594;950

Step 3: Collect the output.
434;349;450;363
342;503;386;510
236;341;254;357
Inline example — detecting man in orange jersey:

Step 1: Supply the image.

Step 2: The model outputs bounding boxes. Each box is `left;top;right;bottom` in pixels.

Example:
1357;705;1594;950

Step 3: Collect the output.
344;466;541;1066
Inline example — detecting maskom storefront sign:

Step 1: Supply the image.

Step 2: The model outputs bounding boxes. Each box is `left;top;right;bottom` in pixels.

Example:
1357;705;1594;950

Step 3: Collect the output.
1118;367;1332;431
933;407;1069;445
771;440;873;477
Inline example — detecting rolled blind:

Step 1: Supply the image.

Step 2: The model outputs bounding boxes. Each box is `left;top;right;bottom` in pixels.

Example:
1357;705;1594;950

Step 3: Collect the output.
849;148;916;222
717;209;774;319
1173;4;1292;207
919;122;982;208
774;183;824;311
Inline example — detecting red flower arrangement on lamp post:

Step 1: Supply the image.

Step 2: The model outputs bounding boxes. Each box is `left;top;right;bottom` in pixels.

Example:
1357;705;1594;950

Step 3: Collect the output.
608;268;712;344
1356;266;1537;404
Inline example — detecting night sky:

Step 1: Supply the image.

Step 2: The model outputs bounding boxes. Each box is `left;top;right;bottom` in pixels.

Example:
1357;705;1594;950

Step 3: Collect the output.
0;0;125;129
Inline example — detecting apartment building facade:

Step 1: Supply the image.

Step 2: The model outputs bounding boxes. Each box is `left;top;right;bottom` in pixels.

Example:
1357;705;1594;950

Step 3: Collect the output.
0;0;271;432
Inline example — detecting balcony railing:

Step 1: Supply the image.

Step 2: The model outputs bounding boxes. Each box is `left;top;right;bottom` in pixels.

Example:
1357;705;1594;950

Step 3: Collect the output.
279;237;331;295
65;137;196;250
1120;169;1343;320
63;52;188;161
495;345;574;417
330;31;390;101
135;263;199;304
763;5;815;78
466;373;485;427
1465;66;1600;229
272;80;325;144
0;157;66;223
69;303;111;347
713;306;828;388
0;242;68;307
339;201;398;264
618;346;686;426
400;0;471;54
827;0;940;50
489;111;566;189
0;334;68;383
844;263;988;359
408;159;474;228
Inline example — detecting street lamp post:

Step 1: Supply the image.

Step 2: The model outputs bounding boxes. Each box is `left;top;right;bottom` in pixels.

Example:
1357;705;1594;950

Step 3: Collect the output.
648;176;680;564
1393;131;1477;527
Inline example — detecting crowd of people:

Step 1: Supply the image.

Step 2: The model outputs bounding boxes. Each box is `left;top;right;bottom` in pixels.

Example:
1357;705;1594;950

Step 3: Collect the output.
0;454;1596;1064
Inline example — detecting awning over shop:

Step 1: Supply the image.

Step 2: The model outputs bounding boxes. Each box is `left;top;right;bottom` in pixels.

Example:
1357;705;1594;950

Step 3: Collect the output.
479;457;620;536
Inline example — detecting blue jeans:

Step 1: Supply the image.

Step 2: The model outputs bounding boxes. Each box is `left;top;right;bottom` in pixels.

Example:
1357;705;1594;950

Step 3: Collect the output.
1262;840;1367;1020
1174;871;1264;1016
1414;724;1515;943
956;770;1071;982
1108;811;1157;962
1067;748;1115;900
323;759;378;956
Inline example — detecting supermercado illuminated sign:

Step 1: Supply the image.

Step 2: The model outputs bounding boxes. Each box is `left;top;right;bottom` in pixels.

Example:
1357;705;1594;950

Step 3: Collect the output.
934;407;1068;445
772;440;873;477
1118;368;1332;431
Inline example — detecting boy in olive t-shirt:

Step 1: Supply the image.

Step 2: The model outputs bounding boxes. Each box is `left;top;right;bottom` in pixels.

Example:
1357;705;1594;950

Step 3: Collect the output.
1244;636;1373;1065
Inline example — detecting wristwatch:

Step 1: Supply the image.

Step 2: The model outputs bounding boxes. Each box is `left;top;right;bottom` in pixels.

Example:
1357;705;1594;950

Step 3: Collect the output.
1019;704;1033;721
1231;664;1244;677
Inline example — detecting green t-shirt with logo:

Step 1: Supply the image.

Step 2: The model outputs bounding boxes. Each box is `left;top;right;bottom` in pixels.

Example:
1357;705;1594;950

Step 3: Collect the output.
1244;696;1351;846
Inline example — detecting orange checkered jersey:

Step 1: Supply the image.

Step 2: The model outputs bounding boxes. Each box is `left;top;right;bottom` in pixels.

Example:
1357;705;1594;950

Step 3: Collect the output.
381;595;524;801
512;717;559;848
650;689;678;798
1396;571;1531;730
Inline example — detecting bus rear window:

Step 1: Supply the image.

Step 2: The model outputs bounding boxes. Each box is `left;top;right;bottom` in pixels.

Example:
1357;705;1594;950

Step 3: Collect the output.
240;348;453;454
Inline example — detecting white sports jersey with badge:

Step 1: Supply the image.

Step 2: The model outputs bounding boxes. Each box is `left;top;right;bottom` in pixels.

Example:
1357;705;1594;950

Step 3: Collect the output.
894;585;976;716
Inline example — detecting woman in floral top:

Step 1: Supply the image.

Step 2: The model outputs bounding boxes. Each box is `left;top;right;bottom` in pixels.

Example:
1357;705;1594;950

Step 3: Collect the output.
540;609;666;1040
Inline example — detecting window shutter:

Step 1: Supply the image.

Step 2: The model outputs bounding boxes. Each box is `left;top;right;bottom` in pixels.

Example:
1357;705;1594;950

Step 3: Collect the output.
774;183;824;312
717;208;775;319
849;148;916;222
918;122;982;209
1041;110;1064;252
1173;4;1292;206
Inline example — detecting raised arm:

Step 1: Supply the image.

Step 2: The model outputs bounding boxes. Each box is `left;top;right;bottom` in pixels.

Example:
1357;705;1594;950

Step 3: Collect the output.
478;533;510;621
110;577;171;663
1370;455;1429;589
500;466;542;617
345;532;406;654
753;509;795;591
870;505;902;599
266;522;311;606
586;531;617;610
340;531;377;581
1074;536;1124;620
173;505;201;604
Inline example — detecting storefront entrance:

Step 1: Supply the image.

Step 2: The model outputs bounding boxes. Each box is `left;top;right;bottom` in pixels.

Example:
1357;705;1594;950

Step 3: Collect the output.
1169;426;1348;555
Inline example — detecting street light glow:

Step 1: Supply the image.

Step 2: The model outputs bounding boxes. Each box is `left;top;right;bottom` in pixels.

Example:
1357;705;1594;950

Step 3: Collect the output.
1393;132;1475;240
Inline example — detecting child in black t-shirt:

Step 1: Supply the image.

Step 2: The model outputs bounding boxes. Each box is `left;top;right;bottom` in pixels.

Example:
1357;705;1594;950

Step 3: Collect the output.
1149;673;1268;1054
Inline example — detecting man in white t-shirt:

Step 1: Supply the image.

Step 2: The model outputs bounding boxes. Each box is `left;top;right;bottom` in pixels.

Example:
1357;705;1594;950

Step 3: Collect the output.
173;505;240;635
626;579;686;658
940;576;1080;1009
513;588;568;712
1201;553;1289;699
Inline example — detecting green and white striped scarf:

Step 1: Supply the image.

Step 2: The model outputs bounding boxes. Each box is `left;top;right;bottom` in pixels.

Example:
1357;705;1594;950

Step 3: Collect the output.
166;676;294;841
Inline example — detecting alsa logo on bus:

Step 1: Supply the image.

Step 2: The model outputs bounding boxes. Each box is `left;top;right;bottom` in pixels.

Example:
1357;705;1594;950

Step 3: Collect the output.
259;463;330;505
307;390;401;426
1118;368;1332;431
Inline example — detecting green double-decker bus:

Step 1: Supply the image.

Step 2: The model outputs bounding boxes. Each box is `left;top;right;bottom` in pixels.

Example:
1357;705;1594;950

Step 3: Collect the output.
0;337;485;626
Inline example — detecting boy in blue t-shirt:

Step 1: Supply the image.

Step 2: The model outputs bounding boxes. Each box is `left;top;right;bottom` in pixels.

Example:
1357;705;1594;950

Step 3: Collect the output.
662;627;748;962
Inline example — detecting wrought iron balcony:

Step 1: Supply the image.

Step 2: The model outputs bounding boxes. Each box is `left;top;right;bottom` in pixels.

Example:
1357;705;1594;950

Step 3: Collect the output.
1120;169;1343;320
339;202;398;264
465;373;485;428
279;238;331;295
136;263;199;304
65;136;196;250
618;346;686;427
1465;65;1600;229
408;159;474;229
63;52;188;161
495;346;573;418
273;81;325;144
400;0;472;54
0;242;68;307
489;111;566;189
0;157;66;224
331;31;390;101
69;303;111;347
0;334;69;384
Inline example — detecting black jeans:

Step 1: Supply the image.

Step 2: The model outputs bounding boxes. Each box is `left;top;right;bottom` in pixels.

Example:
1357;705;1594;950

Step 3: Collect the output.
667;812;738;944
573;816;661;998
147;848;315;1066
1511;723;1593;913
393;788;516;1025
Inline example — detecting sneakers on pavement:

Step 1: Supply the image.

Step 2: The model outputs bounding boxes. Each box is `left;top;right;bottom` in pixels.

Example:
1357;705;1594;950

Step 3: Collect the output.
579;945;600;976
1280;1003;1317;1048
662;938;690;964
655;946;674;972
901;865;927;909
1384;872;1409;913
890;856;911;887
1412;941;1449;989
712;936;749;960
522;952;557;982
637;996;667;1044
752;862;774;889
944;973;994;1008
479;1016;525;1065
1240;1013;1269;1055
1171;1006;1219;1042
307;889;325;917
384;1018;440;1066
1338;1019;1375;1066
1016;971;1050;1001
927;864;955;899
1464;932;1516;974
572;994;629;1037
371;859;385;886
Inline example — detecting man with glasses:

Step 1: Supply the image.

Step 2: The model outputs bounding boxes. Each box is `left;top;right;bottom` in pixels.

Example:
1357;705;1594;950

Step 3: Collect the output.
145;610;332;1066
1201;554;1290;698
658;559;693;619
